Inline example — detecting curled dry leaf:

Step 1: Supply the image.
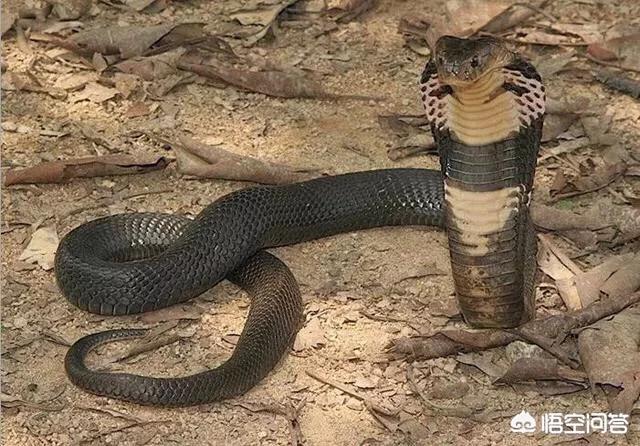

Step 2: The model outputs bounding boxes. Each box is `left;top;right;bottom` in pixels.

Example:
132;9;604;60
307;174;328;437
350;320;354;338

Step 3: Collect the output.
49;0;91;20
568;253;640;307
68;23;206;60
588;32;640;70
541;112;579;143
19;227;59;271
177;52;330;99
4;154;169;186
494;358;587;385
2;71;67;99
230;0;301;45
536;234;582;310
578;307;640;414
174;135;315;185
530;203;607;232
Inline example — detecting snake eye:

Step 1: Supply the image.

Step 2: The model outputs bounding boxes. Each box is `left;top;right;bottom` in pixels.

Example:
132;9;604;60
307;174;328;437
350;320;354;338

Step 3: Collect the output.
470;55;480;68
437;56;444;66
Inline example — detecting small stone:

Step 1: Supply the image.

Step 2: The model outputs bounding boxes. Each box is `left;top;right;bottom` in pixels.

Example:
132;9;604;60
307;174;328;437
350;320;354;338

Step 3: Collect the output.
13;316;28;329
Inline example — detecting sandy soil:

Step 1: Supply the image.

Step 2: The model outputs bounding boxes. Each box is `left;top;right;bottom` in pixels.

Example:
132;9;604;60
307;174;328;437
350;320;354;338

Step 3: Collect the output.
2;0;639;445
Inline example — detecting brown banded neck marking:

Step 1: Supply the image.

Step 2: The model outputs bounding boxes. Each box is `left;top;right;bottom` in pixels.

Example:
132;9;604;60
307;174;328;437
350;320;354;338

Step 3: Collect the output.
444;182;521;256
421;67;546;145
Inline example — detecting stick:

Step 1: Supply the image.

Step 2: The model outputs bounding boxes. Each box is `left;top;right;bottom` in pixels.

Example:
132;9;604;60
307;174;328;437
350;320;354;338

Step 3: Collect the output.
388;290;640;359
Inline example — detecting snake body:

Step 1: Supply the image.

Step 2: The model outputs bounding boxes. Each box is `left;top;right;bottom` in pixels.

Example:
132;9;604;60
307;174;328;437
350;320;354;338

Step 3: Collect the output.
56;36;544;406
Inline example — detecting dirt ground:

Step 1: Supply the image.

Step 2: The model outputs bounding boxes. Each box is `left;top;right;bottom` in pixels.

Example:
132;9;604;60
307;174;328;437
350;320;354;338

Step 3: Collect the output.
2;0;639;445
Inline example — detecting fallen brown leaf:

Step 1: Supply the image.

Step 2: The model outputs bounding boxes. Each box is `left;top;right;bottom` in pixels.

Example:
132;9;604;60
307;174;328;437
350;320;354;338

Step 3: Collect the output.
50;0;91;20
68;23;206;60
230;0;302;45
70;82;119;103
125;101;152;118
293;317;325;351
4;154;169;186
177;52;331;99
537;234;583;310
174;135;315;184
494;358;587;385
530;203;607;232
578;307;640;414
588;31;640;70
444;0;513;37
19;227;59;271
554;162;626;200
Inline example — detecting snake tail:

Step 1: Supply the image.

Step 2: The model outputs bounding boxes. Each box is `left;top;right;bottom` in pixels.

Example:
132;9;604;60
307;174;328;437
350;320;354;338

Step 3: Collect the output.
422;36;545;328
64;250;304;406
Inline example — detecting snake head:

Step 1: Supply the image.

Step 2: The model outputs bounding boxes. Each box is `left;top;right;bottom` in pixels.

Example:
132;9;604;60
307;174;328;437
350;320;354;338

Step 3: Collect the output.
433;35;516;86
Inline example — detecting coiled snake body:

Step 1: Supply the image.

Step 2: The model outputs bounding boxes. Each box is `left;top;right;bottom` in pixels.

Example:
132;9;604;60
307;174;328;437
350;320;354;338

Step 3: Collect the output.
56;36;545;406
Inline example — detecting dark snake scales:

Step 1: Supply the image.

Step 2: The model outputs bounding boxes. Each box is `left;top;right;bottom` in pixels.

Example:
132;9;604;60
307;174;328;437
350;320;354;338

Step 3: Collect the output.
56;36;545;406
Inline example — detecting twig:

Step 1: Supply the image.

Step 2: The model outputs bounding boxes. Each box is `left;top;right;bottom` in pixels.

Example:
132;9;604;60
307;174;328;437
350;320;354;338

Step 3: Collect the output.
231;400;306;446
103;333;182;365
549;171;625;203
388;290;640;360
406;366;500;422
511;2;557;23
585;54;640;75
359;310;406;323
305;369;399;431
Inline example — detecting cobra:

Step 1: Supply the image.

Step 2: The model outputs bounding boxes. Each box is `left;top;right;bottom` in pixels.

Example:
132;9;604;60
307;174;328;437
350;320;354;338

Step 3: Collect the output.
55;35;545;406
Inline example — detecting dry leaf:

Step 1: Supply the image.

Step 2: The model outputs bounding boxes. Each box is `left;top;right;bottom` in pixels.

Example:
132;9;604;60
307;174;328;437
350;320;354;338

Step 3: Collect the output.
54;72;99;91
353;376;377;389
444;0;514;37
174;135;314;184
567;162;626;194
578;307;640;414
4;154;169;186
588;32;640;70
49;0;91;20
71;82;119;103
125;101;152;118
177;53;329;98
293;317;325;351
537;234;582;310
569;253;638;307
494;358;587;385
530;203;606;231
19;227;59;271
230;0;301;44
68;23;206;60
